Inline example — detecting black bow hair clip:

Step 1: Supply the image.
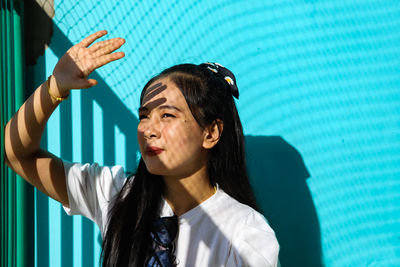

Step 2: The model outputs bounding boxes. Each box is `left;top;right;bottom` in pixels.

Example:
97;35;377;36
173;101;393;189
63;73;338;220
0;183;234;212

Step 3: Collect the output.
199;62;239;99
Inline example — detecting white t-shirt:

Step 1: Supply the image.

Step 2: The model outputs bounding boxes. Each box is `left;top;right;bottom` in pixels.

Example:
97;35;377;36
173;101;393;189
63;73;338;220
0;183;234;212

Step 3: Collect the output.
63;161;280;267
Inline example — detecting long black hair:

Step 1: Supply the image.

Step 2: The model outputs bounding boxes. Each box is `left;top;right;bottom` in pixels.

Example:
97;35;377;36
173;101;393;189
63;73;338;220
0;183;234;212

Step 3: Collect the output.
101;64;258;266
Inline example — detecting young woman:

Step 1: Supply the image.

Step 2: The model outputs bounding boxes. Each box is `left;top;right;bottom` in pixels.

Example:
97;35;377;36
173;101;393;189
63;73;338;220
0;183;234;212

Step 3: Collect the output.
4;31;279;266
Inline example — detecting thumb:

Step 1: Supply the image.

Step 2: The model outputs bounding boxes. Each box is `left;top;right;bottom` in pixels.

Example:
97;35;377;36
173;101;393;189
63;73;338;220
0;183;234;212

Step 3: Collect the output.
76;78;98;89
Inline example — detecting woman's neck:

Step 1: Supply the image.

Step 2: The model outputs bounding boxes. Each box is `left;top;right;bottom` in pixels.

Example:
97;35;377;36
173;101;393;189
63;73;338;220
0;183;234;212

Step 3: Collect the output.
162;165;215;216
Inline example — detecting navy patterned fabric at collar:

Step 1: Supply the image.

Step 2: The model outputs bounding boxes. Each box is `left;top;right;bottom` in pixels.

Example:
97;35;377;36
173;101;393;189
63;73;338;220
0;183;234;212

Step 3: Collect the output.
146;215;178;267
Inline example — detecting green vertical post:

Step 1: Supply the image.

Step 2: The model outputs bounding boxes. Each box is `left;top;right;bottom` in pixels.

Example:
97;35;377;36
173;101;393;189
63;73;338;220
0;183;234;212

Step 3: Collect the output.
5;0;15;265
0;0;5;265
14;1;30;266
1;0;29;266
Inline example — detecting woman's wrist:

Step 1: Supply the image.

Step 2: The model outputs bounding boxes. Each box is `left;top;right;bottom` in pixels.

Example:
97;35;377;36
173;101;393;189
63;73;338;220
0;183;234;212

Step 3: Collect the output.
46;75;70;102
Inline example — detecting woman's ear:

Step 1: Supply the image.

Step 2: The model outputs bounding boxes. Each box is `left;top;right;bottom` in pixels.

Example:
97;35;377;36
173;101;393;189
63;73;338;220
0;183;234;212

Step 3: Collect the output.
202;119;224;149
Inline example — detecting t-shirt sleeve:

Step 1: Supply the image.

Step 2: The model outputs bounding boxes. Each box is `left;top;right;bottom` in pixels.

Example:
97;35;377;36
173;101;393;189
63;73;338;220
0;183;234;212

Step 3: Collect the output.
227;210;280;267
62;160;127;225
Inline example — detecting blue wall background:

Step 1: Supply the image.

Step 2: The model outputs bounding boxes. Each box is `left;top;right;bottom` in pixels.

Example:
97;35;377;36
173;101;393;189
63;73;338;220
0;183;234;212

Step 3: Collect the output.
31;0;400;266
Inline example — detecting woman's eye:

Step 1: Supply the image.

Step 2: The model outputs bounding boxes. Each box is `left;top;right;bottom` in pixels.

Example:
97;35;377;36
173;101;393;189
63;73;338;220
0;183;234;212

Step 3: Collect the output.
162;113;175;118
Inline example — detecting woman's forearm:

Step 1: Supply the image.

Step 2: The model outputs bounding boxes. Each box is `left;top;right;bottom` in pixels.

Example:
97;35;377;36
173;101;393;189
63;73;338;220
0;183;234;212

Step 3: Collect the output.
4;76;63;163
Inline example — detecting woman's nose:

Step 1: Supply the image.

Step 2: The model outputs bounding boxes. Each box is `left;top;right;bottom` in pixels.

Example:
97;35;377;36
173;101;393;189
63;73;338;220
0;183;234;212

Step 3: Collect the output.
144;128;158;139
140;120;161;139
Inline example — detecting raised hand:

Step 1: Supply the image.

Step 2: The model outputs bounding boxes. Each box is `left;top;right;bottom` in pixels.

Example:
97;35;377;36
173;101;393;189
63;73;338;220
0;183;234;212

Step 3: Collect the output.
51;30;125;96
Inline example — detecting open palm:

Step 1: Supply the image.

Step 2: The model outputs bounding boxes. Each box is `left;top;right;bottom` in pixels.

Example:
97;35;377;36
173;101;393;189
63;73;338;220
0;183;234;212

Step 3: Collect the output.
52;30;125;93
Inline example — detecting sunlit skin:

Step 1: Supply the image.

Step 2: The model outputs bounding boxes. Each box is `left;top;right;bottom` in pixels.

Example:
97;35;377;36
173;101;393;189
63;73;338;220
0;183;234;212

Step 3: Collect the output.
138;77;219;215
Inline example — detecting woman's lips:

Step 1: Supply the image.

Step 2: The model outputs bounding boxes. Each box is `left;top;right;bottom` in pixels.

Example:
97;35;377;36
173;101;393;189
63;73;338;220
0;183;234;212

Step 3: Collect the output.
145;146;164;156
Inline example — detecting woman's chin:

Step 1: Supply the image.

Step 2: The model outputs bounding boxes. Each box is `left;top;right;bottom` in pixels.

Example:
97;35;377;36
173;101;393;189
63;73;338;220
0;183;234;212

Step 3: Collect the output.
146;164;181;178
144;161;168;176
143;157;187;177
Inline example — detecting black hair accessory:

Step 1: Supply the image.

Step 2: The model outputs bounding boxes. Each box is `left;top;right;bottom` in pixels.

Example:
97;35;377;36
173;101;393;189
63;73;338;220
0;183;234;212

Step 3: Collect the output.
200;62;239;99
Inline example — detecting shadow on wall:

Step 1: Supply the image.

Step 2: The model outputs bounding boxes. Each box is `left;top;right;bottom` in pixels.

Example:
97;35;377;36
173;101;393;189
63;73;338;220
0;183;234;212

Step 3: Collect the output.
27;20;140;267
24;0;54;66
53;24;140;267
246;136;324;267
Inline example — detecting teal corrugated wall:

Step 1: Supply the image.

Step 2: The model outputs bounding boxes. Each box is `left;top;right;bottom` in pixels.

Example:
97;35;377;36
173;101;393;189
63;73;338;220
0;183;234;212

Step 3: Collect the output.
16;0;400;266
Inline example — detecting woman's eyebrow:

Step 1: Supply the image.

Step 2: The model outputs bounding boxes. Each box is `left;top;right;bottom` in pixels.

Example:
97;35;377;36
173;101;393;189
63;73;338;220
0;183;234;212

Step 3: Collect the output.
138;105;181;113
159;105;181;112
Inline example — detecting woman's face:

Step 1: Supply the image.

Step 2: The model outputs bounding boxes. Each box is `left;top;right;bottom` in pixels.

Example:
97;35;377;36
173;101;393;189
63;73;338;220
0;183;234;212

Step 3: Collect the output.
137;77;208;178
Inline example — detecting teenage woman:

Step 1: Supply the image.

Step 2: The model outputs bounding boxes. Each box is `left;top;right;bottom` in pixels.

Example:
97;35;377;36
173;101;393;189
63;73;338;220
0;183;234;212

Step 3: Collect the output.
4;31;279;266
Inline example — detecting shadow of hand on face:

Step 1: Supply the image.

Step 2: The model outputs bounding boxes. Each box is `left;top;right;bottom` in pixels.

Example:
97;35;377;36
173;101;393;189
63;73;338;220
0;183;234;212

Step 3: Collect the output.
141;82;168;104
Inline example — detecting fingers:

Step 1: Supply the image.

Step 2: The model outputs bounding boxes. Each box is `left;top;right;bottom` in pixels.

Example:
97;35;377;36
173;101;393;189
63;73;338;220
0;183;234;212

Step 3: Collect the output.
93;51;125;70
89;38;126;57
79;30;108;48
72;31;125;80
